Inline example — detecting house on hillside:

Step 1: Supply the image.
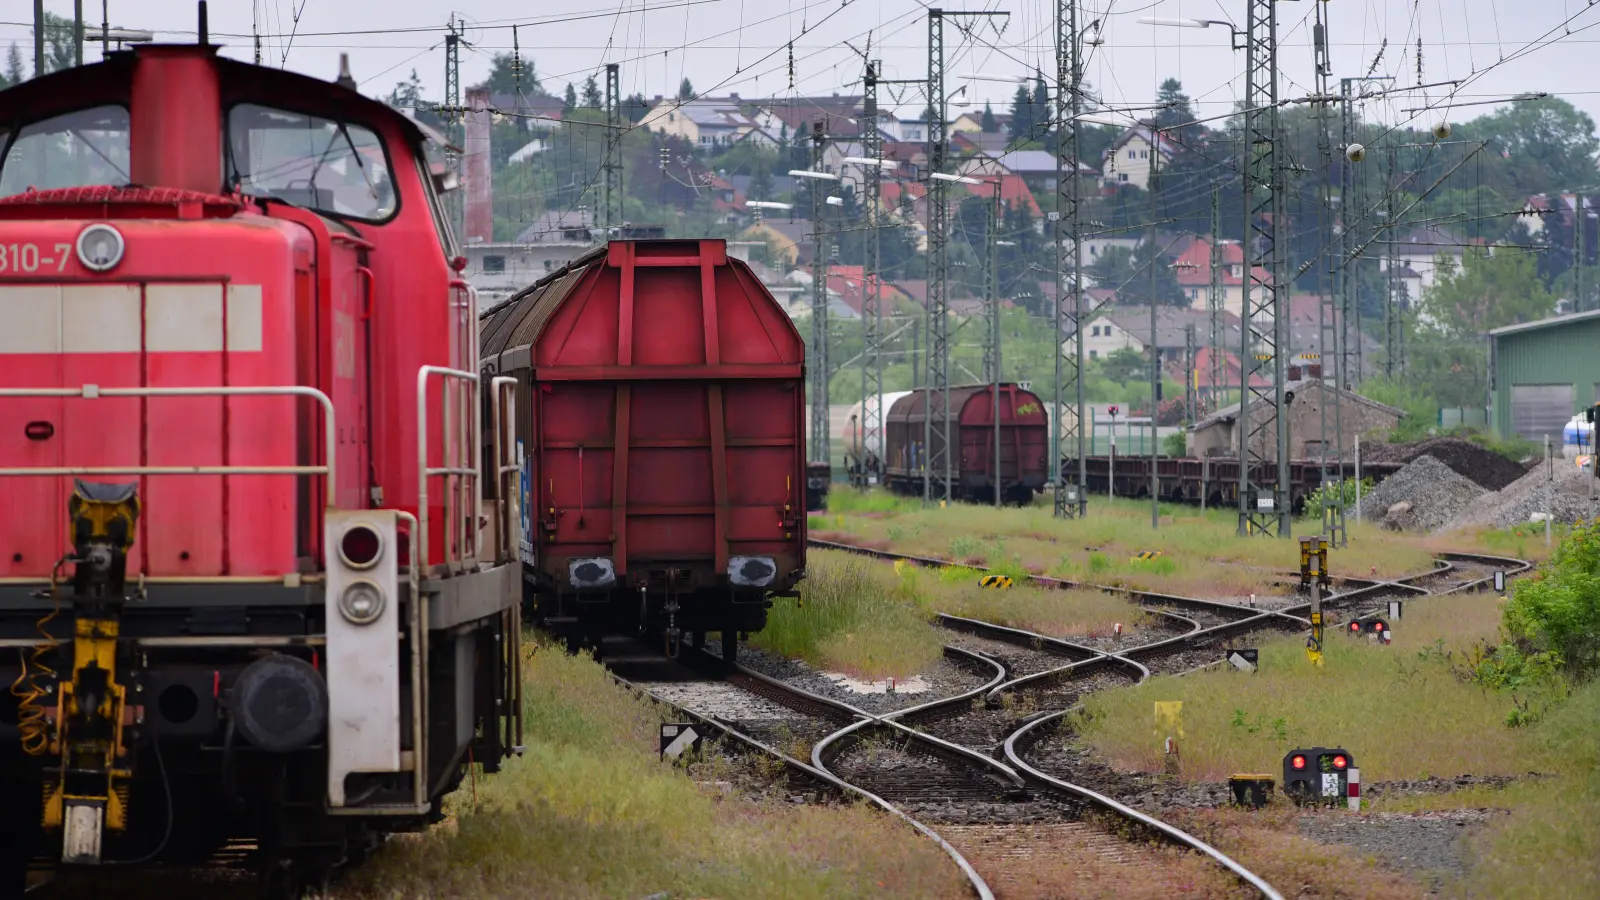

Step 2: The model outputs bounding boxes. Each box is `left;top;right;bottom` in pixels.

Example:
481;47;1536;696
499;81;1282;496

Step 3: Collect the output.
960;149;1097;196
484;90;567;131
1379;224;1477;296
1101;123;1176;190
826;265;917;318
639;96;770;147
1171;236;1245;316
1187;367;1406;459
739;219;813;267
1062;306;1242;366
952;131;1014;157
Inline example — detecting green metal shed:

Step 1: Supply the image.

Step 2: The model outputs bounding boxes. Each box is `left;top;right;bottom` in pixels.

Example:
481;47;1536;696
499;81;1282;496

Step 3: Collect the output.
1489;309;1600;442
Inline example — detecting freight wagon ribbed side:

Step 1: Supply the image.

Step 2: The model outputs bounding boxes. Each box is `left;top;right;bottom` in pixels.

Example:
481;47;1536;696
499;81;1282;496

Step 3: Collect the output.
881;384;1049;505
480;239;806;663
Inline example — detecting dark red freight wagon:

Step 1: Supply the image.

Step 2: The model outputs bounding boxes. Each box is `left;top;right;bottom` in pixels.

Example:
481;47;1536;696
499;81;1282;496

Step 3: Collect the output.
480;239;806;662
882;384;1050;505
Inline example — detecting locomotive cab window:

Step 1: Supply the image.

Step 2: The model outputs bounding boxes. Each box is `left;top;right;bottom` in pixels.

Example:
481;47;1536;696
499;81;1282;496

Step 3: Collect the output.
226;103;397;221
0;104;131;197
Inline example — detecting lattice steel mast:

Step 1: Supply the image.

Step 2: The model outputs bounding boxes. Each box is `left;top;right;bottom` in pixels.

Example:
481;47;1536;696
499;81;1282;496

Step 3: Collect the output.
1237;0;1290;537
1208;187;1225;408
603;63;623;232
857;61;885;487
1340;78;1364;388
1054;0;1086;518
443;15;464;239
1384;143;1404;378
1312;3;1347;547
923;7;1007;507
810;120;831;470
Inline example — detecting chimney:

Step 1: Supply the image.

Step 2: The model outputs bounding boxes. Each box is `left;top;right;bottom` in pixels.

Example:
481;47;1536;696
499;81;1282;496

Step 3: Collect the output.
335;52;357;90
1286;364;1303;381
463;87;494;246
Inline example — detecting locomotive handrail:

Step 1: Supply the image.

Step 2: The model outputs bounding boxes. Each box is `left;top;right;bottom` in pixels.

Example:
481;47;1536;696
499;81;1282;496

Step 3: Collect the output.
489;375;520;566
417;365;482;578
0;384;337;500
395;509;428;813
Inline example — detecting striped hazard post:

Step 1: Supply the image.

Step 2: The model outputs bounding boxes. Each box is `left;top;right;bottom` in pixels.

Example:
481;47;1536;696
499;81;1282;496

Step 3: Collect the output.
1347;767;1361;810
980;574;1013;589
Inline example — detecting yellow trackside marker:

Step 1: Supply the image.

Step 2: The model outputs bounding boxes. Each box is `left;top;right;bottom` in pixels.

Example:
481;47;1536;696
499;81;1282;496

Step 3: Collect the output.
1154;701;1184;739
894;560;908;577
980;575;1013;589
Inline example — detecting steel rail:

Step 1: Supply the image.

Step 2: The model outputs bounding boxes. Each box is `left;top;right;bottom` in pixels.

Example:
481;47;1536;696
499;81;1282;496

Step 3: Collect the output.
606;665;997;900
1004;711;1287;900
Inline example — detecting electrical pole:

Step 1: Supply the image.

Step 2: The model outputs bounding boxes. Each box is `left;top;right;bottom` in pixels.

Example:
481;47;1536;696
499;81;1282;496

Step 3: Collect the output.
1384;143;1403;378
33;0;45;78
858;60;886;489
1054;0;1087;519
1209;187;1225;411
1184;323;1198;424
603;63;623;233
1313;2;1346;547
444;15;465;241
1149;129;1161;530
74;0;84;66
810;120;831;473
1576;197;1586;312
924;8;948;508
1340;78;1362;389
924;7;1009;507
1238;0;1290;538
988;180;1003;508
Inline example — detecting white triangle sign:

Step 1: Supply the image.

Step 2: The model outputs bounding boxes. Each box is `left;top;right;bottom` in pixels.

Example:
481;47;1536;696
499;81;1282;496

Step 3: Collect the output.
663;726;701;760
1229;651;1257;672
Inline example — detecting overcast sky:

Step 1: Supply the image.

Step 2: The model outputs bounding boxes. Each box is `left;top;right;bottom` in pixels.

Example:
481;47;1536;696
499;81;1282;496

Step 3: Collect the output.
7;1;1600;131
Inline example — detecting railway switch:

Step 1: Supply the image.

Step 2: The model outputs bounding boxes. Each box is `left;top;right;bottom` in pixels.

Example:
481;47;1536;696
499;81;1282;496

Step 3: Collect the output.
1283;748;1356;807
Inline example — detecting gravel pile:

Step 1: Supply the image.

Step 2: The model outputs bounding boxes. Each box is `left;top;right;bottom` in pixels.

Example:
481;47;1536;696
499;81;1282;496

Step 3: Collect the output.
1357;455;1486;532
1362;436;1533;491
1441;460;1600;532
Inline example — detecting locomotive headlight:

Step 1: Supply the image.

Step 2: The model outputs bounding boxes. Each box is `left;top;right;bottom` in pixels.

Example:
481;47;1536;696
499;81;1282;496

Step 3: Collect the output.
338;580;386;625
76;224;126;272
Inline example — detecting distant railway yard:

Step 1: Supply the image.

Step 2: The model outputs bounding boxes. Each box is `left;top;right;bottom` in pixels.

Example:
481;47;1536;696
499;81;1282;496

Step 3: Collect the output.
316;491;1596;900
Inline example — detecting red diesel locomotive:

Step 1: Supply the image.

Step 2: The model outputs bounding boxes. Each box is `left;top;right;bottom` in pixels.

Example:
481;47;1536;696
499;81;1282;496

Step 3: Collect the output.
480;239;808;663
0;23;521;900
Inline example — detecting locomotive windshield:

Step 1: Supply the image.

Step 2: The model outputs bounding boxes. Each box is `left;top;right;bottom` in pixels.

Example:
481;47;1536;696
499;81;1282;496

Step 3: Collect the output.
226;103;397;221
0;104;131;197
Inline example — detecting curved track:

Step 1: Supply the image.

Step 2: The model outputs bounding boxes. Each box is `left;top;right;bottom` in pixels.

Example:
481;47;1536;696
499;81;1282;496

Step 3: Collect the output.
799;536;1534;898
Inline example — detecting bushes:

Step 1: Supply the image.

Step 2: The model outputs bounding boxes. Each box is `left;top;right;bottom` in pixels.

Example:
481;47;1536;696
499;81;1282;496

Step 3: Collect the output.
1301;477;1374;520
1501;520;1600;679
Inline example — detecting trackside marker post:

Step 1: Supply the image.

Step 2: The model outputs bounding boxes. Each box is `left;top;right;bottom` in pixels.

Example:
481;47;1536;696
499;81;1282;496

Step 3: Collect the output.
1348;767;1361;810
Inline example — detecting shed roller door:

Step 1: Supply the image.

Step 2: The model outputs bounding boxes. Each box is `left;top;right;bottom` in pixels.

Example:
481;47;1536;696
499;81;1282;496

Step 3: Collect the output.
1510;384;1573;442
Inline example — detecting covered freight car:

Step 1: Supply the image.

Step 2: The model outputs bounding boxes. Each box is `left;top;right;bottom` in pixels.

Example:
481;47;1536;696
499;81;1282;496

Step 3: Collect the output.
479;239;806;663
883;384;1050;505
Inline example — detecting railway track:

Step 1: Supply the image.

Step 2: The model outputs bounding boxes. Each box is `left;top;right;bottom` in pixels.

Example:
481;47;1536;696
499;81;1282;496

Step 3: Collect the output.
790;536;1535;897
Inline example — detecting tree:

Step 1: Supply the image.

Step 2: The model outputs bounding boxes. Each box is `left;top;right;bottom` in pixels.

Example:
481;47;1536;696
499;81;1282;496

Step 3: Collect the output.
472;52;542;95
677;77;695;101
581;75;603;111
980;101;997;133
1007;85;1036;146
1085;241;1185;306
1459;97;1600;196
1419;246;1555;339
1;42;22;87
623;92;651;123
562;83;577;115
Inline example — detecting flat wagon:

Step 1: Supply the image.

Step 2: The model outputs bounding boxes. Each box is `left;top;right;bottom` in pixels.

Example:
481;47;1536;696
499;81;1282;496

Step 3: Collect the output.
480;239;806;663
882;384;1049;505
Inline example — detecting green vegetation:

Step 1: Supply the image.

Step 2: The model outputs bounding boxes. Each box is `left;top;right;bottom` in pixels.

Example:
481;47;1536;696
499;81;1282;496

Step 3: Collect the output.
1071;592;1539;782
1496;520;1600;680
821;491;1437;599
338;635;967;899
1300;476;1374;521
755;551;943;680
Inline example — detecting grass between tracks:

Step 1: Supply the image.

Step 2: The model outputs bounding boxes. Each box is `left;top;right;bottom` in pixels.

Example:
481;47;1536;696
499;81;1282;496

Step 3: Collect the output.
334;635;968;900
1069;590;1600;899
753;550;1150;680
815;491;1444;600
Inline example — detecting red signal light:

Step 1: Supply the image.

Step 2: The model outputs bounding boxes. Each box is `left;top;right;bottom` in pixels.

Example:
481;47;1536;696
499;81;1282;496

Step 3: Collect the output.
1332;755;1348;769
1349;621;1361;632
339;525;383;569
1291;755;1306;770
1373;622;1385;631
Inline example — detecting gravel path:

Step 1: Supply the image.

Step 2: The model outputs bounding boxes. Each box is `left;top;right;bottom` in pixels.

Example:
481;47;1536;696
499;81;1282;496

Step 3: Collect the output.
1296;808;1507;894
